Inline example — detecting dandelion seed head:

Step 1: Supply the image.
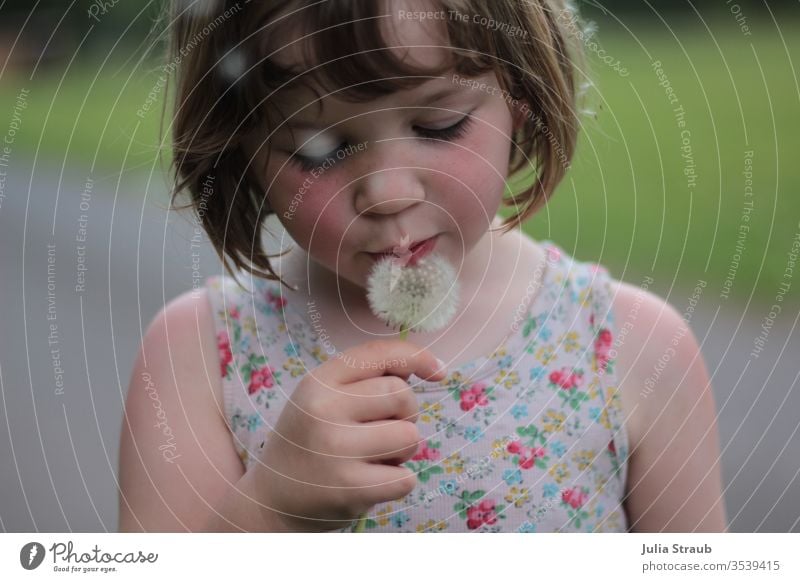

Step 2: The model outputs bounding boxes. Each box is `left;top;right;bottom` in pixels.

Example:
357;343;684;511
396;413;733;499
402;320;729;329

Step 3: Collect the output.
366;251;460;333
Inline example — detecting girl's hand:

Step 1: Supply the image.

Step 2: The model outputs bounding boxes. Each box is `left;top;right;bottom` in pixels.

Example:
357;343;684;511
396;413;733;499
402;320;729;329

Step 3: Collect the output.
252;339;447;532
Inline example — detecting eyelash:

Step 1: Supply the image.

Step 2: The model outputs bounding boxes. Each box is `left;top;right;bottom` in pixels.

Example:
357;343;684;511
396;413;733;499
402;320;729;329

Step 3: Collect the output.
287;114;474;172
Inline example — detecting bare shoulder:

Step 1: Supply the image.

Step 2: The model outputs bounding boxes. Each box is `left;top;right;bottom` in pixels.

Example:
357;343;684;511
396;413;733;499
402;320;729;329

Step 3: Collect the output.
607;279;728;531
118;288;245;531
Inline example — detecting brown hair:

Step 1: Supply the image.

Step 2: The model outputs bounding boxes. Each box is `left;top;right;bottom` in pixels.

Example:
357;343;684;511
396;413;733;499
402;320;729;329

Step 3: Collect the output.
164;0;586;289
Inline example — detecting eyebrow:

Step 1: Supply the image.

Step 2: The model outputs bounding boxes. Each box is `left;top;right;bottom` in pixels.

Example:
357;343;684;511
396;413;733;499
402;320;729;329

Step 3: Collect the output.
282;83;468;130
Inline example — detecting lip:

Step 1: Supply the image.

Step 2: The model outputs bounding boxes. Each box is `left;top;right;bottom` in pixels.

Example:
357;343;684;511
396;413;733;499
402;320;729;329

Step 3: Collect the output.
369;234;438;265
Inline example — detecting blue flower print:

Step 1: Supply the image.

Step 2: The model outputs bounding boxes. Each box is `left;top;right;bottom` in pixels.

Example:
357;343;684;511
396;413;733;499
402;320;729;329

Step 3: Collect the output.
543;483;560;499
503;468;522;486
238;335;251;354
518;521;537;533
498;355;513;369
538;326;552;341
530;366;546;381
550;440;566;458
511;404;528;420
595;505;604;518
588;407;601;422
284;341;300;358
464;426;484;442
391;511;411;528
246;414;262;432
439;479;458;496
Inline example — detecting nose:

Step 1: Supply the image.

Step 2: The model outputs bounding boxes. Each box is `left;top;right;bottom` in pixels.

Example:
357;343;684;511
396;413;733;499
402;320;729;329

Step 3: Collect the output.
354;166;426;216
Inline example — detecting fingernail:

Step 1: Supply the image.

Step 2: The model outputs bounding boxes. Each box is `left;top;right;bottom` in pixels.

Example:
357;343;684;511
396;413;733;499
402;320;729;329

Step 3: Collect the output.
435;357;447;373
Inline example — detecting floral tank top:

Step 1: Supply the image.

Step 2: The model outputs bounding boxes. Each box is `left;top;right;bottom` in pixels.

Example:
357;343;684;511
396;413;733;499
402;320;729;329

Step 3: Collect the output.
205;239;630;532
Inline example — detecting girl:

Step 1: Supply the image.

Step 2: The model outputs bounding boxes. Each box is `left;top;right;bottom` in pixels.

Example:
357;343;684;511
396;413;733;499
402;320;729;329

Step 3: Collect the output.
118;0;728;532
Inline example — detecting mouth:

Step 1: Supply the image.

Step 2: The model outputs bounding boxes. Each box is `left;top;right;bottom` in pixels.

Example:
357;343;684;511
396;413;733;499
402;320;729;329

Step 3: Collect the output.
369;234;439;266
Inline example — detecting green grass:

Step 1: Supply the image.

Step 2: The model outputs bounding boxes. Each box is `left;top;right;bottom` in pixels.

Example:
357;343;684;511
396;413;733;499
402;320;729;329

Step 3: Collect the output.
515;13;800;307
1;14;798;306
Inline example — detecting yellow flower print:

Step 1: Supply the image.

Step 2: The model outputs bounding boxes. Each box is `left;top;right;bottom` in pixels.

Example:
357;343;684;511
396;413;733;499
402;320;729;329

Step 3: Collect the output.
283;357;305;378
505;486;532;508
376;504;394;527
416;519;448;532
593;509;621;532
242;316;258;335
490;439;511;461
587;377;600;400
572;449;598;471
238;448;249;467
443;453;465;475
559;331;580;353
535;345;556;366
420;401;444;423
598;406;612;430
578;287;592;309
277;322;287;333
490;346;508;360
494;369;520;389
542;409;567;434
310;346;329;362
444;371;467;391
548;462;570;484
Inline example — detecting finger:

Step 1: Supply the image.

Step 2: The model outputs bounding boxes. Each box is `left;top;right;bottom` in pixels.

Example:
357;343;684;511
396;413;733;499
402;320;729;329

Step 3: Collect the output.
324;339;447;385
339;375;420;423
355;463;418;509
343;419;420;464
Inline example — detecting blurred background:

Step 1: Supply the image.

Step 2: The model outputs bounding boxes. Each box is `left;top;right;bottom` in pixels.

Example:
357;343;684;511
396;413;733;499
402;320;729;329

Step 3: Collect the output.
0;0;798;532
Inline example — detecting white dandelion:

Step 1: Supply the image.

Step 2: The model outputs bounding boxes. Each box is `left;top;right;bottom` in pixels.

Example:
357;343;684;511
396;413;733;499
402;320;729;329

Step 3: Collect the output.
366;251;460;337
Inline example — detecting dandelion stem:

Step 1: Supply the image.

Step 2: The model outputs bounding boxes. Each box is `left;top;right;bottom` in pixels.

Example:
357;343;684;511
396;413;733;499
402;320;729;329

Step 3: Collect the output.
398;324;410;341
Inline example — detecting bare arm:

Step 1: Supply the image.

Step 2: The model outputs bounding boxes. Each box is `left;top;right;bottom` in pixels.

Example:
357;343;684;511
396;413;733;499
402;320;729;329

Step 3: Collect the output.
118;289;283;531
611;281;728;532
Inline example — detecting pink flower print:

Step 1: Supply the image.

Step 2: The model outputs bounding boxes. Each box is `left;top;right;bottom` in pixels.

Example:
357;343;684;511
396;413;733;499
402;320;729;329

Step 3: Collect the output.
562;487;589;509
549;368;567;387
248;365;275;395
217;331;233;378
595;328;613;371
518;446;546;470
507;440;523;454
547;245;561;263
411;440;439;462
466;499;498;529
265;288;287;311
550;368;583;390
459;382;489;411
608;440;617;456
228;306;240;319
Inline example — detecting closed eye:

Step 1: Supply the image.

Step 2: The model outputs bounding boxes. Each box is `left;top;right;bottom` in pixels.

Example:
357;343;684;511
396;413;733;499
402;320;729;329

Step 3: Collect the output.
286;113;475;172
413;113;473;141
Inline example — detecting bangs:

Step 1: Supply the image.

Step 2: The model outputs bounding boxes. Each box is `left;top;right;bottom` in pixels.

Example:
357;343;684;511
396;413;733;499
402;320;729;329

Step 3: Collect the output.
252;0;497;108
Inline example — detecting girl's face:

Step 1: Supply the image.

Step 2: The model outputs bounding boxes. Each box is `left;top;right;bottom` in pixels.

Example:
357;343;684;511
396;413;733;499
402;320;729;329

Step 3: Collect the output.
251;9;522;295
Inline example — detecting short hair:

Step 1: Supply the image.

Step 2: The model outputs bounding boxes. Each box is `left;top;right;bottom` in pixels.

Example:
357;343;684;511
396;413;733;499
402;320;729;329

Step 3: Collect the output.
165;0;586;289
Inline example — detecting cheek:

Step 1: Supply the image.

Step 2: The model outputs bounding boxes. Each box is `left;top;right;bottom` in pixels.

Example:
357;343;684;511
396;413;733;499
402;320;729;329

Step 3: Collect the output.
269;165;352;254
434;128;509;230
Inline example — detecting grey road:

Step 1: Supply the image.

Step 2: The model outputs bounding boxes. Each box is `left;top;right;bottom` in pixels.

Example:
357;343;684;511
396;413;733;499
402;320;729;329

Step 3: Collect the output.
0;158;798;532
